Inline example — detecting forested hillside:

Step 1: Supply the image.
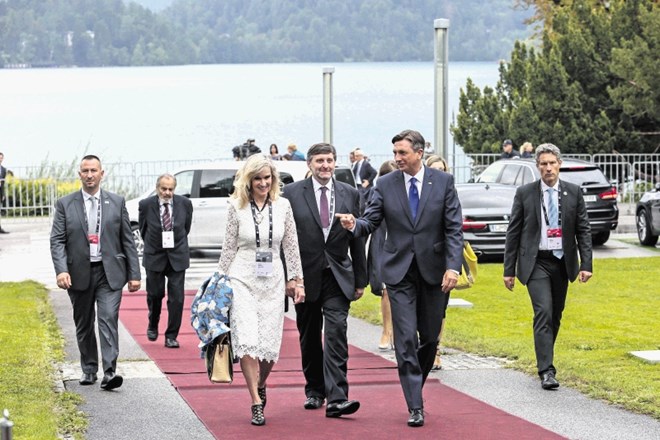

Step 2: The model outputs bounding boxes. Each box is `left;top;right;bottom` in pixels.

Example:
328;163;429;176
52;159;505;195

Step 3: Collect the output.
0;0;532;67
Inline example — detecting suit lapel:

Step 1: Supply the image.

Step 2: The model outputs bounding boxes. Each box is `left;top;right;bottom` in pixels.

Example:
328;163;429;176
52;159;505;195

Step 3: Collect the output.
74;191;87;231
393;171;415;226
302;178;323;229
415;166;433;224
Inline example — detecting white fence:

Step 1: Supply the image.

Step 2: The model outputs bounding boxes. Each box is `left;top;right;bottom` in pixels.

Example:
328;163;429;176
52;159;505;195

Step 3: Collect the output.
3;153;658;222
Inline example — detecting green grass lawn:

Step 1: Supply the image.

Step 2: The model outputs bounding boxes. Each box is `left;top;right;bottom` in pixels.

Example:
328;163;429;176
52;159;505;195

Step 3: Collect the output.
0;281;86;439
351;257;660;419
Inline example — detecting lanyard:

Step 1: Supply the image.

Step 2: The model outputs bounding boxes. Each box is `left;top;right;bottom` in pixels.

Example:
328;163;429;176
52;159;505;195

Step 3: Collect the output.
540;182;562;227
250;198;273;249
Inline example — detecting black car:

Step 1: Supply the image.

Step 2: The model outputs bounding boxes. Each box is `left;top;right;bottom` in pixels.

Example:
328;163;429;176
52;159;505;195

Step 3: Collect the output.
476;158;619;245
636;182;660;246
456;183;516;257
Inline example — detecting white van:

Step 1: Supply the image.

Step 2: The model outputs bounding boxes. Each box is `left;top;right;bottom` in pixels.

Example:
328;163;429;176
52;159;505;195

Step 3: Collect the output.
127;160;356;255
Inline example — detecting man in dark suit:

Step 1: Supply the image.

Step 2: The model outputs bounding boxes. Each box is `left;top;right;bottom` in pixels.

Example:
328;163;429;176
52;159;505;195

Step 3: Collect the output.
0;151;9;234
50;155;141;390
138;174;193;348
503;143;592;390
282;143;368;418
337;129;464;427
352;148;378;214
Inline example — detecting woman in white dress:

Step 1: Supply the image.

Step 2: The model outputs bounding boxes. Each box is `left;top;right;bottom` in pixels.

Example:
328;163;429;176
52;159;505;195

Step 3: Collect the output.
217;154;305;426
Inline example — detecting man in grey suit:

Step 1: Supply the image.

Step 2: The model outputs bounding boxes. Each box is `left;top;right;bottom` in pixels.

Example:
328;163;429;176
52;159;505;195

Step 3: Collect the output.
337;129;464;427
282;143;368;418
139;174;193;348
51;155;141;390
503;143;592;390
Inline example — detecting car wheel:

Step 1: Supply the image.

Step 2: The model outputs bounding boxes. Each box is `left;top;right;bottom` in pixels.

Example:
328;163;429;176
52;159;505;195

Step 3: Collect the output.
636;208;659;246
131;224;144;256
591;230;610;246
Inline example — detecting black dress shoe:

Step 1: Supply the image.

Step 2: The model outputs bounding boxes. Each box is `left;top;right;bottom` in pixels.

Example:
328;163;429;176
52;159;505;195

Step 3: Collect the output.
79;373;97;385
541;372;559;390
303;396;324;410
0;228;9;234
164;338;180;348
100;373;123;391
408;408;424;427
326;400;360;418
146;327;158;341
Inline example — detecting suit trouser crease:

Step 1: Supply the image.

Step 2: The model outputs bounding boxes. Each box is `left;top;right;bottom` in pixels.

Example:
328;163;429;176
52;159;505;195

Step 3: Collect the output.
68;265;122;374
526;256;569;376
296;269;350;403
146;262;185;339
387;258;448;410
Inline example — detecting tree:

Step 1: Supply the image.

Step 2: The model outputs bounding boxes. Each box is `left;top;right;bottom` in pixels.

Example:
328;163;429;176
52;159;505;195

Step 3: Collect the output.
452;0;659;154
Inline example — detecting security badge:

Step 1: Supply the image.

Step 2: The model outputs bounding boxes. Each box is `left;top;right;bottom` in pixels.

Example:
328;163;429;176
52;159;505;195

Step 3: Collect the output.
162;231;174;248
88;234;100;258
255;250;273;277
547;228;563;250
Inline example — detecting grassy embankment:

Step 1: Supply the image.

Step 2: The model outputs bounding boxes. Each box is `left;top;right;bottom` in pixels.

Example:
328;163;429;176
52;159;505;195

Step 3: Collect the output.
351;257;660;419
0;281;86;439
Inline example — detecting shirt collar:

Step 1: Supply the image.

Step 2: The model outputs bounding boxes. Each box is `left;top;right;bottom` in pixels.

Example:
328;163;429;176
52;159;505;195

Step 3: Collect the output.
540;179;559;192
82;189;100;200
312;177;334;193
404;166;425;184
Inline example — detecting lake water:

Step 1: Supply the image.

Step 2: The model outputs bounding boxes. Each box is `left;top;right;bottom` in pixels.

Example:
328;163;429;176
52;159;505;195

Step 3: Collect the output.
1;62;500;168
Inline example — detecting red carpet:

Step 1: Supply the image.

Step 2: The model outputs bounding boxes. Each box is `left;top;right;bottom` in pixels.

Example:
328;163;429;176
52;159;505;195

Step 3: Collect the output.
120;291;565;439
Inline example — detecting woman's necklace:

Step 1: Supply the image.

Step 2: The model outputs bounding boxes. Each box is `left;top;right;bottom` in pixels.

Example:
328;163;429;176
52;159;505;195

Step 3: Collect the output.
252;197;268;224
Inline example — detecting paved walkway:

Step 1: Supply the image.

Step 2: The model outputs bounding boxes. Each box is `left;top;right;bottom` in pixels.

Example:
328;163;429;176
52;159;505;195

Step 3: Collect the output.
0;217;659;439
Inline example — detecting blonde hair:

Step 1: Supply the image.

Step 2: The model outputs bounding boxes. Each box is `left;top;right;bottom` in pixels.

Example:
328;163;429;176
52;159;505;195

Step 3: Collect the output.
232;154;281;209
520;142;533;154
425;154;450;173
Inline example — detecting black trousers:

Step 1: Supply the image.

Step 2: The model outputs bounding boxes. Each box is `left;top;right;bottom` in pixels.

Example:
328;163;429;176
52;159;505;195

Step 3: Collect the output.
387;258;448;410
146;261;185;340
527;253;569;376
68;264;122;375
295;268;351;404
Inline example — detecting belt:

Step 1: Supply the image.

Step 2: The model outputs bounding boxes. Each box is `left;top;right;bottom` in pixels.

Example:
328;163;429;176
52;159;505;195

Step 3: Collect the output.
90;261;103;267
537;250;556;260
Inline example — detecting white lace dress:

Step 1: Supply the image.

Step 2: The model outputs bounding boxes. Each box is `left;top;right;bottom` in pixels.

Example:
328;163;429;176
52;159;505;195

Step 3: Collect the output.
217;197;303;362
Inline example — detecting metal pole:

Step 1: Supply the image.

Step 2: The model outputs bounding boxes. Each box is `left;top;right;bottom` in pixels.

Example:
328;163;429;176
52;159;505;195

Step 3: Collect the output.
322;67;335;145
434;19;450;161
1;409;13;440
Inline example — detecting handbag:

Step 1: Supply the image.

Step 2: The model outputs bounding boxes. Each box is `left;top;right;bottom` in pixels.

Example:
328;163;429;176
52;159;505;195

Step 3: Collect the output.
455;241;478;290
205;333;234;384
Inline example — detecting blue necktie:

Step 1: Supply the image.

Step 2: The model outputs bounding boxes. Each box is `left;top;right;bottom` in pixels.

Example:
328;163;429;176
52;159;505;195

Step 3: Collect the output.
409;177;419;221
547;188;563;259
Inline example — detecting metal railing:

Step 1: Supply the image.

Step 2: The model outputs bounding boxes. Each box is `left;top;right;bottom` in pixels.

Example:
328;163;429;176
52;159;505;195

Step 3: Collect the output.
4;153;659;223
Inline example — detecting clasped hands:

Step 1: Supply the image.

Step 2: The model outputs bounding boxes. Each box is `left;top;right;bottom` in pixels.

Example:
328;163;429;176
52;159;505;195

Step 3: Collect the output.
336;213;355;230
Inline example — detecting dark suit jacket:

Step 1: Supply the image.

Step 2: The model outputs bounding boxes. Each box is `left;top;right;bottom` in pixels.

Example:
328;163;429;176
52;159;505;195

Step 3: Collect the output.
0;165;7;201
50;190;141;291
503;179;593;284
354;167;463;286
356;160;378;188
138;194;193;272
282;177;368;302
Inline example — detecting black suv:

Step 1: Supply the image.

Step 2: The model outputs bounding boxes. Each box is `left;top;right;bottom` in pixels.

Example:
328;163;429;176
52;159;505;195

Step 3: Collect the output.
476;158;619;245
636;182;660;246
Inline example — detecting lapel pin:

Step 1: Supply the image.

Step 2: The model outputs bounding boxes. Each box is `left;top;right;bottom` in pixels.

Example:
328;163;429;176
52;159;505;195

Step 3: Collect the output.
563;192;567;196
104;201;110;204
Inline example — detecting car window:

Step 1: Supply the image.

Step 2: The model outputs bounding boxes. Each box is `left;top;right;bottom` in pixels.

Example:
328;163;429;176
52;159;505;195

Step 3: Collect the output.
280;172;294;185
560;168;609;186
174;170;195;197
499;165;521;185
519;166;535;185
199;170;236;198
335;168;357;188
477;161;504;183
